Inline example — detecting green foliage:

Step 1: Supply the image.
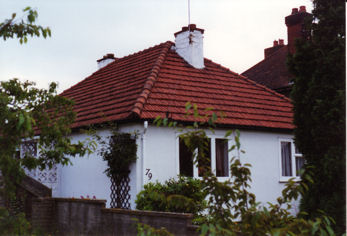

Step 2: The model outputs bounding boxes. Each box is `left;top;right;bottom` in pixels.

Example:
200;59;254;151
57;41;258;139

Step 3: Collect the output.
0;6;95;234
135;176;206;215
0;79;96;199
0;7;51;44
0;207;31;235
136;221;173;236
287;0;346;233
99;131;137;180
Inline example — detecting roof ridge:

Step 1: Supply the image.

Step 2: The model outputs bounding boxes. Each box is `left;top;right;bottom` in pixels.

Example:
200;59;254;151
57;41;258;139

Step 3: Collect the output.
238;73;292;103
130;41;172;116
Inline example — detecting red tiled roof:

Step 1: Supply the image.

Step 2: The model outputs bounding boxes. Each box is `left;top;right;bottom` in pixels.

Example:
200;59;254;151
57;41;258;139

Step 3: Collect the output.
241;46;292;91
61;41;294;130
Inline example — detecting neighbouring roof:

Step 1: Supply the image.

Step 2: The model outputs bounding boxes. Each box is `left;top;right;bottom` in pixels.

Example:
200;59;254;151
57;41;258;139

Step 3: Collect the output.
241;45;292;93
61;41;294;131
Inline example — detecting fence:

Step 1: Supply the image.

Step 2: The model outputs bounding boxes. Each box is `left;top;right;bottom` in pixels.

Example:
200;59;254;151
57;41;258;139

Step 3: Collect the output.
31;197;198;235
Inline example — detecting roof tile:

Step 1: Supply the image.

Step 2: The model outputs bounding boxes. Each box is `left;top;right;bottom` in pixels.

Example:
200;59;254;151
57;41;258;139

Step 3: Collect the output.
61;41;294;130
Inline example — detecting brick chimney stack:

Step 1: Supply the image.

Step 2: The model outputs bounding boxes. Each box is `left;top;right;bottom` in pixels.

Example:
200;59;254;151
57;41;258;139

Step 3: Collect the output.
285;6;311;54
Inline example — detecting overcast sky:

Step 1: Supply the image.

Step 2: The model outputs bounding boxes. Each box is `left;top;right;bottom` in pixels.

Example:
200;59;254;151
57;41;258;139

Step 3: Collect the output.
0;0;313;93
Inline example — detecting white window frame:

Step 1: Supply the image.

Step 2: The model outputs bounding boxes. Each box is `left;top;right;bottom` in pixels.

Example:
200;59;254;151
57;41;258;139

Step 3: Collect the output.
278;138;303;182
176;134;232;181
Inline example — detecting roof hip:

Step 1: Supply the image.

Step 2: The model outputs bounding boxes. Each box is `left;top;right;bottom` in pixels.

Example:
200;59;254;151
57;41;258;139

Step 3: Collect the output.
130;41;172;117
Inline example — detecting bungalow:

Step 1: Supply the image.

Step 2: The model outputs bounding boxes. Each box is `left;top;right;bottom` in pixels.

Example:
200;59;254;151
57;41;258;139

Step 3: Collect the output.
22;23;301;210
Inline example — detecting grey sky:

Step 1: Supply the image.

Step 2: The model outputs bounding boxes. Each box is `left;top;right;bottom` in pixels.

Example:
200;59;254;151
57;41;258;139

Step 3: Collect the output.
0;0;313;93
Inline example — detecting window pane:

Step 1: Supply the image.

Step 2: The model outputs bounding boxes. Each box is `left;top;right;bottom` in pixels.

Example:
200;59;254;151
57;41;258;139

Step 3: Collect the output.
179;138;193;177
295;156;304;176
216;139;229;177
198;138;211;177
295;145;301;154
281;142;292;176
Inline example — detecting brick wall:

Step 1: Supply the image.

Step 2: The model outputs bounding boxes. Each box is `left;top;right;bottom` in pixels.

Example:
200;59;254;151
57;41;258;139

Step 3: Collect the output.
31;197;198;236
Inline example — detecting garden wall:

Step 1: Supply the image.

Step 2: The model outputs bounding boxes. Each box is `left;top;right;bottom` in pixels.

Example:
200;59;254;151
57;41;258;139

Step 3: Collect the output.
31;197;198;235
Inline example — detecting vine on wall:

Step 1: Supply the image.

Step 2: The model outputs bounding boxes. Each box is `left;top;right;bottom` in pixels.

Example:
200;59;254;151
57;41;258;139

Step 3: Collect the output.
99;131;137;208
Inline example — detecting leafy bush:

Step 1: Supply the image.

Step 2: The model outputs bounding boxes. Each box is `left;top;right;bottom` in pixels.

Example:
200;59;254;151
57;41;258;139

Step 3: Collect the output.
136;221;173;236
0;207;31;235
135;176;206;215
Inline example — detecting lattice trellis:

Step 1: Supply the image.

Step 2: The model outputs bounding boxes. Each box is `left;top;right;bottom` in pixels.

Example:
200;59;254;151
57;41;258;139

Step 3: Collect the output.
110;176;131;209
21;141;58;194
21;141;38;178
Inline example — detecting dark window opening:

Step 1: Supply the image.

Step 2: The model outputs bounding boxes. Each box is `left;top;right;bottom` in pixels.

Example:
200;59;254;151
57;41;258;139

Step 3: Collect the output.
281;141;292;176
216;139;229;177
179;138;193;177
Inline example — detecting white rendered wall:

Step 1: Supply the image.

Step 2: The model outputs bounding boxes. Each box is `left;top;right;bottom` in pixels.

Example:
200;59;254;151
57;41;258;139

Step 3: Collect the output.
56;122;297;211
137;125;297;212
57;124;144;209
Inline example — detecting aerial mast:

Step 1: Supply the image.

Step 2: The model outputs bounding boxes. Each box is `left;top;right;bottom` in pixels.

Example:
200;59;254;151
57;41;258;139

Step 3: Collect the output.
188;0;191;30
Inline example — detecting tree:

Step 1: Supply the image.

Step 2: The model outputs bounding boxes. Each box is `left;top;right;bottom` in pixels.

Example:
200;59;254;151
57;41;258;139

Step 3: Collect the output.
0;7;51;44
0;6;94;203
288;0;345;234
0;79;95;198
0;7;95;234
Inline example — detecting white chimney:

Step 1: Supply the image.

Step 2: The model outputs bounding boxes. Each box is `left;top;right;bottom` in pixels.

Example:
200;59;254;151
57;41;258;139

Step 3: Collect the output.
174;24;205;69
97;53;116;69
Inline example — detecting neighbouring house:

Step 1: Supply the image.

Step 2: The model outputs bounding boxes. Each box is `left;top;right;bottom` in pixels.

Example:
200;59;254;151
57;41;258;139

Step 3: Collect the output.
242;6;311;97
22;24;303;210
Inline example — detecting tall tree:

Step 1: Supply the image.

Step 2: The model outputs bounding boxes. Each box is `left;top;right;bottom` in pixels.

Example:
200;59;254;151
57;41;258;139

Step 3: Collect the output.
288;0;345;234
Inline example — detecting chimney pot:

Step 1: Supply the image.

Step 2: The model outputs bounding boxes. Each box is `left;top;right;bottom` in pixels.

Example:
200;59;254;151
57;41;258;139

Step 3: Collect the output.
299;6;306;12
273;40;278;46
279;39;284;45
106;53;115;59
291;8;299;15
189;24;196;30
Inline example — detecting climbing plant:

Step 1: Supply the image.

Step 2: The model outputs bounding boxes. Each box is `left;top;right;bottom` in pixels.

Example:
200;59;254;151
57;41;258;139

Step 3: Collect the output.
99;130;137;208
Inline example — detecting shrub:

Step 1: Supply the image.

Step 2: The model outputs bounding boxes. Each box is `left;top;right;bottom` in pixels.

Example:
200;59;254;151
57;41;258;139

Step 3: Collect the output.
0;207;31;235
135;176;206;215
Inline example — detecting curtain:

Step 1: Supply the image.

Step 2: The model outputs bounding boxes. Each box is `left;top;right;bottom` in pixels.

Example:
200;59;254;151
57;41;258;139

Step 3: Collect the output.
216;139;228;177
281;142;292;176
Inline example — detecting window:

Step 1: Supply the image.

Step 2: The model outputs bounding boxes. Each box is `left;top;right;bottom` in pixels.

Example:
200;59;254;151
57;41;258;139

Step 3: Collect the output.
178;137;229;178
179;138;194;177
216;139;229;177
279;139;304;181
197;138;211;177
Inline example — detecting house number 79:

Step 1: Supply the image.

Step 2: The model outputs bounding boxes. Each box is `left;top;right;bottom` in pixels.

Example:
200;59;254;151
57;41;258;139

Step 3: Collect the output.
145;168;152;180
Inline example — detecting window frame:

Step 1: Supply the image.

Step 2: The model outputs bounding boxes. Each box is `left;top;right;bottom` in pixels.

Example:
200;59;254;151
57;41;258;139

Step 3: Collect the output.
176;134;232;180
278;138;303;182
